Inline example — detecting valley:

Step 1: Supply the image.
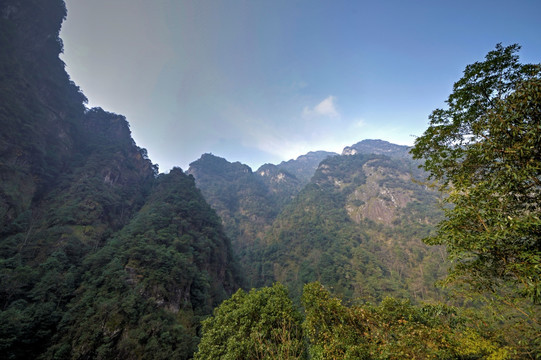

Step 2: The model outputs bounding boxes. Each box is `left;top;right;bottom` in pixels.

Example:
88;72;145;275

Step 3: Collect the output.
1;1;538;358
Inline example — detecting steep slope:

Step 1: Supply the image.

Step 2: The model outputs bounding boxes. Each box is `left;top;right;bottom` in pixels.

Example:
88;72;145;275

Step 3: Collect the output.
258;150;337;185
250;145;446;302
0;1;241;358
187;154;278;252
188;151;338;252
0;0;87;231
187;151;339;284
47;169;240;359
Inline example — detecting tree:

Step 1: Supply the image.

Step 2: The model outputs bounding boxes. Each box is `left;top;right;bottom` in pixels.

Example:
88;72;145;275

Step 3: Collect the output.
194;283;305;360
411;44;541;304
302;282;510;360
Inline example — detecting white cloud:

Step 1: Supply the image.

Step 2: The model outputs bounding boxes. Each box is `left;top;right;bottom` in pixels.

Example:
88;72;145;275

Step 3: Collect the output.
303;95;340;118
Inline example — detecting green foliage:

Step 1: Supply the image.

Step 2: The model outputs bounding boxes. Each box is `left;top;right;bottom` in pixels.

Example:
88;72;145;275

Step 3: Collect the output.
302;282;511;360
247;152;446;304
190;145;446;306
0;0;86;233
46;169;241;359
188;154;279;252
411;44;541;304
0;104;158;358
0;1;241;358
195;283;305;360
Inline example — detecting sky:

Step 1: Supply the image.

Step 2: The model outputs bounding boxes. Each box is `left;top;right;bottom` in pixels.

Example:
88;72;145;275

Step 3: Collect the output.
59;0;541;172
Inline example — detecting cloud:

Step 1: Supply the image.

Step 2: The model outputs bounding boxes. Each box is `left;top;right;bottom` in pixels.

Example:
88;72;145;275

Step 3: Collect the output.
303;95;339;118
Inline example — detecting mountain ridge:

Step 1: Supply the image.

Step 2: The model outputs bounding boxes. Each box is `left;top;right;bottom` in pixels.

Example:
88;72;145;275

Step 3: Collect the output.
0;1;241;358
187;140;445;301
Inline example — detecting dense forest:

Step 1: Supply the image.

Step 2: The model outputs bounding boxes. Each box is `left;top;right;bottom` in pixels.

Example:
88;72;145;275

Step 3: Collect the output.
0;1;240;358
1;0;540;359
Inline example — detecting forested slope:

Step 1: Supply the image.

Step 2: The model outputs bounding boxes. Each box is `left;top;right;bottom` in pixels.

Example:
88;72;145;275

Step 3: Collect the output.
189;141;446;302
251;145;446;302
2;1;538;358
0;1;241;358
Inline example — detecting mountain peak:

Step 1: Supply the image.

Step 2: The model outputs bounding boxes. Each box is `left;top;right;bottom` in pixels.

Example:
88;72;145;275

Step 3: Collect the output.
342;139;411;158
188;153;253;178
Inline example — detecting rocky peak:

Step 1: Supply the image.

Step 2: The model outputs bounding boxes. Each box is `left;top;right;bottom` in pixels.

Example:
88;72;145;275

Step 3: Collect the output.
273;150;338;184
83;107;134;146
188;153;253;180
342;139;411;159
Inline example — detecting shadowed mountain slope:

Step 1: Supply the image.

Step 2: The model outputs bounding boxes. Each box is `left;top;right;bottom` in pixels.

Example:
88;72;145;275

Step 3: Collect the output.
0;1;241;358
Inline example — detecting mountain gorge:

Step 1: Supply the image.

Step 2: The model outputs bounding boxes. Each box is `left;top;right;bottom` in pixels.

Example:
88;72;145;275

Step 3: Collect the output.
188;141;446;302
4;1;536;359
186;151;335;253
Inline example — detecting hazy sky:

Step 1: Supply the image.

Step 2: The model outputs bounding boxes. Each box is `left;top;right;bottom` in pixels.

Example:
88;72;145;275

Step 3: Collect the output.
60;0;541;172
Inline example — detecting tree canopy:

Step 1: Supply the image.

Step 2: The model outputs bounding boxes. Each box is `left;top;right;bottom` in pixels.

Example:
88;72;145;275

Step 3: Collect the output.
194;283;305;360
196;282;514;359
411;44;541;304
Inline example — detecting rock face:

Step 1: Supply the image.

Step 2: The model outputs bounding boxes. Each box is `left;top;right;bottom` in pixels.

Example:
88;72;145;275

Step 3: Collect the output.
255;164;303;206
332;139;429;225
347;160;414;225
271;150;338;183
249;145;445;302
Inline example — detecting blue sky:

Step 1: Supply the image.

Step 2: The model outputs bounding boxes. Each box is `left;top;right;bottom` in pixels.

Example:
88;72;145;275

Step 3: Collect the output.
60;0;541;172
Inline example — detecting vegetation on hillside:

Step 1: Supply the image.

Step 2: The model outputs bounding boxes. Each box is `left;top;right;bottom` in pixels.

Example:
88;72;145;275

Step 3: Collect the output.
187;153;279;253
250;152;446;303
1;0;539;357
196;282;512;359
45;169;240;359
0;1;241;358
411;43;541;357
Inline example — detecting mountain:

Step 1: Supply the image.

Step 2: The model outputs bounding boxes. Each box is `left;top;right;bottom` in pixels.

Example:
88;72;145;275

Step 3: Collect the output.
187;154;279;254
187;151;338;270
252;149;446;302
254;164;303;207
47;169;240;359
188;142;445;302
188;151;338;238
255;150;337;207
0;1;240;358
342;139;411;158
267;150;338;183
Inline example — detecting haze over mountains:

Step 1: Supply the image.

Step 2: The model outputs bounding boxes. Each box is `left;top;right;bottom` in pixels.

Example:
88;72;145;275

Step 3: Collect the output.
188;140;446;301
0;1;446;356
5;1;538;359
1;1;241;357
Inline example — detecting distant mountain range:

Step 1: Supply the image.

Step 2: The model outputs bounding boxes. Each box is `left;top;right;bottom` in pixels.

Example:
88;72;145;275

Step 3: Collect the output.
0;0;447;357
342;139;411;158
188;139;446;302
